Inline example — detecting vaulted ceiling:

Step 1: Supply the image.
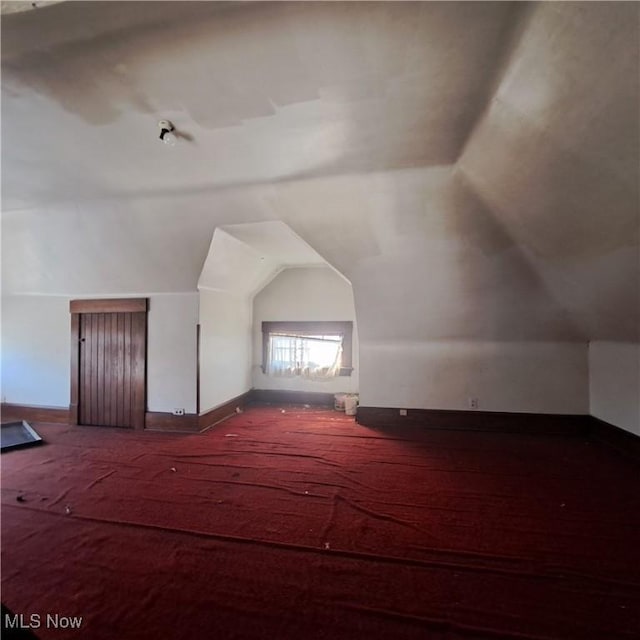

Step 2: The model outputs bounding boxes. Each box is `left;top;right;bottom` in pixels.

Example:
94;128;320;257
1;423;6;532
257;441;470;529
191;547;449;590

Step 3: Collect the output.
2;1;638;342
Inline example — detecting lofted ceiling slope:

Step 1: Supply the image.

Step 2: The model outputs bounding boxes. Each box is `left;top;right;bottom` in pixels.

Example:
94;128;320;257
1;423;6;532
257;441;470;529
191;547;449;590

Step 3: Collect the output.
1;1;638;342
198;221;330;298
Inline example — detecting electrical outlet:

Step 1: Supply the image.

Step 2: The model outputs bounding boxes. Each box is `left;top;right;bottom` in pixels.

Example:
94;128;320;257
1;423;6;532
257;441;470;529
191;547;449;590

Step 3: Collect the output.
399;409;408;416
469;397;479;410
172;408;185;416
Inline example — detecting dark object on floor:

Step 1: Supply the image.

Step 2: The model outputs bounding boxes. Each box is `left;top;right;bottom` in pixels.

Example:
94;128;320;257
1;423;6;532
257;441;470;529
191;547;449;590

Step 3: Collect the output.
1;604;40;639
1;421;43;452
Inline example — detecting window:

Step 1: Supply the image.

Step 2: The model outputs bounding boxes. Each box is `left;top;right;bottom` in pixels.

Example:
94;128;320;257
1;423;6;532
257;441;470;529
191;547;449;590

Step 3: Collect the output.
262;321;353;378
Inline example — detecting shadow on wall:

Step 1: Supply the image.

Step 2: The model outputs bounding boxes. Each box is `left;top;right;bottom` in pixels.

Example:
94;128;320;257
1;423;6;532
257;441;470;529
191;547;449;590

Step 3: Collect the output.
349;166;587;344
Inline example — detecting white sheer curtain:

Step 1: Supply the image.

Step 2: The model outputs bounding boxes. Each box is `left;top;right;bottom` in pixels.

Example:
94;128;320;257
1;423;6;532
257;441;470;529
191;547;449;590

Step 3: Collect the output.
268;333;342;380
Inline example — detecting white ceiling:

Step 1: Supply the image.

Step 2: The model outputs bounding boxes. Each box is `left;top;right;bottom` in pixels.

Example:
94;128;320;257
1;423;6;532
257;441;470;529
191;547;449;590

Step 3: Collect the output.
1;1;638;342
1;1;518;208
198;221;329;297
220;221;327;270
0;1;65;16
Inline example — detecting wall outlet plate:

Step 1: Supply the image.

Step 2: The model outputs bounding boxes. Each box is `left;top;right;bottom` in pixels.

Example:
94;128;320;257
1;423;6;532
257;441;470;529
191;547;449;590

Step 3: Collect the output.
469;398;479;410
172;408;185;416
399;409;408;416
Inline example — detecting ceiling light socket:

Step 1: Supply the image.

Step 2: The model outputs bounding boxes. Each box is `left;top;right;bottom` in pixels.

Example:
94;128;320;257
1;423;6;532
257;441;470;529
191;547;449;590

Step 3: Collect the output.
158;120;176;145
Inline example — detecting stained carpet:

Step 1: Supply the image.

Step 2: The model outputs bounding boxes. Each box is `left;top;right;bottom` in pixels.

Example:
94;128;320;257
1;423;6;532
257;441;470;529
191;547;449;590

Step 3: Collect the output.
1;406;639;639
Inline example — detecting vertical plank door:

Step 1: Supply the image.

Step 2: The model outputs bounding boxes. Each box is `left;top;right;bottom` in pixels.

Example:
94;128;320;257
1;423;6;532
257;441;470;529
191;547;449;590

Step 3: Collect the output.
77;311;146;429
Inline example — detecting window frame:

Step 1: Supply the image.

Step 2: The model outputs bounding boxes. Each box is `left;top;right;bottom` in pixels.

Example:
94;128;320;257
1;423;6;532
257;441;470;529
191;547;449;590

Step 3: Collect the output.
261;321;353;377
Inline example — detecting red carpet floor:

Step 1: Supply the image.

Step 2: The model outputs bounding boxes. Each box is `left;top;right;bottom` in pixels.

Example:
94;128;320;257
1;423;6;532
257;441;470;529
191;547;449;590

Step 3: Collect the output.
1;406;639;639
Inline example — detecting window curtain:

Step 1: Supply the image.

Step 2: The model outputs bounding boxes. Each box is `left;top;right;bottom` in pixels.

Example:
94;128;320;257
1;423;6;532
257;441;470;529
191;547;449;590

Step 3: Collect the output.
268;334;342;380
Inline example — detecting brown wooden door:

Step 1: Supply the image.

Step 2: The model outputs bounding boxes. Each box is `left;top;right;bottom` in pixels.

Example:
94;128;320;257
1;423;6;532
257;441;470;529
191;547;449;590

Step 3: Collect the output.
77;311;146;429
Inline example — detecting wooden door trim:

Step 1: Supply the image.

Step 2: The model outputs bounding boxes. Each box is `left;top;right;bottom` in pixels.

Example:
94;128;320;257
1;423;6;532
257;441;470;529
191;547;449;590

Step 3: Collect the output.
70;299;148;428
69;313;81;425
70;312;82;425
131;312;147;430
70;298;148;314
196;324;201;415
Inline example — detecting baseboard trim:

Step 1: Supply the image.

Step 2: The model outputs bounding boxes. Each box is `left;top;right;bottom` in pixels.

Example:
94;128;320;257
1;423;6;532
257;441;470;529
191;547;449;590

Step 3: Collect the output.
356;406;589;435
1;395;253;434
250;389;335;407
145;412;199;433
588;417;640;461
1;403;70;424
199;391;253;432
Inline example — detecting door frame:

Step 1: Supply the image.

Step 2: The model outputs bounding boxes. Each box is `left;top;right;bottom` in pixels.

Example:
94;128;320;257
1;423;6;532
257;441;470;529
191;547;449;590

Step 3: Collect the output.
69;298;148;429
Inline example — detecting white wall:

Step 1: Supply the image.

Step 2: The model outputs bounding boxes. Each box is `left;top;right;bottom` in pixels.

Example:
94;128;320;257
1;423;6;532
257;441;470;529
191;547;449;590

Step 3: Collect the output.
589;341;640;435
147;293;198;414
5;296;636;427
1;295;71;407
252;267;359;394
1;293;199;414
199;289;253;412
359;340;589;414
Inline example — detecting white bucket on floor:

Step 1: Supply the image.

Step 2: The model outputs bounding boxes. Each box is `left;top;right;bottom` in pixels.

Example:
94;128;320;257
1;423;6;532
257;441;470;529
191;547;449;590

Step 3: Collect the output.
334;393;347;411
344;395;359;416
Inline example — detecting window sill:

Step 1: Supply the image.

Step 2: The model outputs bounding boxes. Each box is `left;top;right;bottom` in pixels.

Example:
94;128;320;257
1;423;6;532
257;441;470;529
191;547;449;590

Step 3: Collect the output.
260;367;353;377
